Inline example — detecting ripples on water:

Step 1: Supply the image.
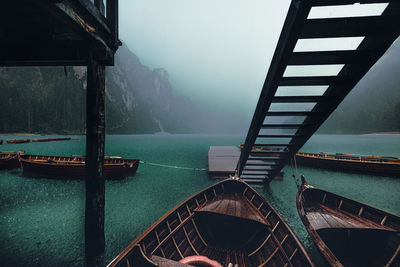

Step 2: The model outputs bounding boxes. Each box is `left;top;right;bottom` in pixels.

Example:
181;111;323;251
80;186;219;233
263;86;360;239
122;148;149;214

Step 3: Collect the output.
0;134;399;266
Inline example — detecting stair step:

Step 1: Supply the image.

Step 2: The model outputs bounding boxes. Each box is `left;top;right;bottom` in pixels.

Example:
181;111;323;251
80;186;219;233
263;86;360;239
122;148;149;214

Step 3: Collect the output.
261;123;313;129
253;144;293;147
248;156;285;161
279;76;352;86
272;96;326;103
241;178;266;184
257;134;304;138
289;50;375;65
300;16;396;39
250;151;289;155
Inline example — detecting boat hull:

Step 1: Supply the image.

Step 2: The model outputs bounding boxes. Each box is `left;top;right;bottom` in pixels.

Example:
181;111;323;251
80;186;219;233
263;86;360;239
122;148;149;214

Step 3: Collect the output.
19;155;139;179
32;137;72;142
0;153;21;169
297;182;400;266
6;138;31;144
108;178;314;267
296;152;400;177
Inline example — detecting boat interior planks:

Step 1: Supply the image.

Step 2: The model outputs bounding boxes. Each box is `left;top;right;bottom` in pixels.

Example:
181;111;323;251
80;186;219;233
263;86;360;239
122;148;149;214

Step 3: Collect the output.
19;154;139;179
297;177;400;267
108;178;314;267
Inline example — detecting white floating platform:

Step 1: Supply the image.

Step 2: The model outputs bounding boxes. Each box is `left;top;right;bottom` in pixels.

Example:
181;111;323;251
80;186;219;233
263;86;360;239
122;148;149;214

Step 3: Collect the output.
208;146;240;179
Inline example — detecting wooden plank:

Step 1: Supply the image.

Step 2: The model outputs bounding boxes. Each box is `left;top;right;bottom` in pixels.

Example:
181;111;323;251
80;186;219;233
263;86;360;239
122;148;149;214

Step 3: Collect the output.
300;16;397;39
107;0;119;50
272;96;327;103
310;0;393;7
289;50;376;65
85;46;106;257
279;76;352;86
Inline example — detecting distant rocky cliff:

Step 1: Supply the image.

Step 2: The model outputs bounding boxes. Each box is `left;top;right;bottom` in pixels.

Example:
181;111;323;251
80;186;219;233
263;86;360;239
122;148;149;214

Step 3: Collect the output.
0;44;197;134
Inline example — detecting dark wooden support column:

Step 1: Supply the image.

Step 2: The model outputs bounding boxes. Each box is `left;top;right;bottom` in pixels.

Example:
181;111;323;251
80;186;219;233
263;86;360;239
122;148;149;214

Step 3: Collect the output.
85;46;106;259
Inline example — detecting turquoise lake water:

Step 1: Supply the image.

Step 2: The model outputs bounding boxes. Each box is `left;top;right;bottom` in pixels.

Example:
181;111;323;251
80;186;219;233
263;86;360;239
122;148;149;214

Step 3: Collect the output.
0;134;399;266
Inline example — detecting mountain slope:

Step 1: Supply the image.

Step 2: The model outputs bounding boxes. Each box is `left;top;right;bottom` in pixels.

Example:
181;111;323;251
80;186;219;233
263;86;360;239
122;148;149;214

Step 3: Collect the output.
0;44;197;134
318;39;400;134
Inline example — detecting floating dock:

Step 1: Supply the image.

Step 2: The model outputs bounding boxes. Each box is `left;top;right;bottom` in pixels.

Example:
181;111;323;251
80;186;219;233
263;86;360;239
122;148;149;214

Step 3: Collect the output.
208;146;240;179
208;146;283;182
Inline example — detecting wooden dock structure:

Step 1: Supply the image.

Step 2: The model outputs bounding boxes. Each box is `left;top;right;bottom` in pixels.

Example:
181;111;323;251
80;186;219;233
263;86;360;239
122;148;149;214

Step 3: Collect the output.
208;146;283;183
208;146;240;179
237;0;400;183
1;0;121;261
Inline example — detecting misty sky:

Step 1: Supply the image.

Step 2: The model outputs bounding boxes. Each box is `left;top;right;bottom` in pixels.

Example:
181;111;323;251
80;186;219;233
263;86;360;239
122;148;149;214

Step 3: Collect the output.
118;1;389;120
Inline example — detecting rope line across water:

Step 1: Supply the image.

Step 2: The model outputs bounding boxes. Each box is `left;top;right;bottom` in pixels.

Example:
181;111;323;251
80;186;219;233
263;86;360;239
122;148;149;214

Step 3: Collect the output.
139;160;207;171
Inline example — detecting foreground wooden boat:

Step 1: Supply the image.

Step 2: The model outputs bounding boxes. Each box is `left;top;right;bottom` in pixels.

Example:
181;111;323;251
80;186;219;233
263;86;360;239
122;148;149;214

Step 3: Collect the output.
296;152;400;177
297;177;400;267
108;178;314;267
32;137;72;142
7;138;31;144
0;151;24;169
19;154;139;179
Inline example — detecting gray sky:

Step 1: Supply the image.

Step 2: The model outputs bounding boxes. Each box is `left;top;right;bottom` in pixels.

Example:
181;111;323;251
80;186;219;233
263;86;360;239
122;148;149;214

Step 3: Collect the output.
119;0;292;118
118;1;388;119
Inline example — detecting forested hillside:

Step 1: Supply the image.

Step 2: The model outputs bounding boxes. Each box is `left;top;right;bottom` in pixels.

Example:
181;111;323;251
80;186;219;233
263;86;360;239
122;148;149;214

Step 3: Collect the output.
0;44;201;134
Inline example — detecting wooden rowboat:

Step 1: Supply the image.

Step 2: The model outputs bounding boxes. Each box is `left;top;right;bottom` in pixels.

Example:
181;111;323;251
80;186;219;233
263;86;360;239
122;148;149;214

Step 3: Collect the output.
6;138;31;144
296;152;400;177
32;137;72;142
19;154;139;179
0;151;24;170
108;178;314;267
296;177;400;267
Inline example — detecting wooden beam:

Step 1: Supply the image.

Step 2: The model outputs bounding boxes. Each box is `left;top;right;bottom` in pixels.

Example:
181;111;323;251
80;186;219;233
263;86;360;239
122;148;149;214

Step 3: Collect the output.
107;0;119;50
300;16;398;39
85;45;106;258
288;50;376;65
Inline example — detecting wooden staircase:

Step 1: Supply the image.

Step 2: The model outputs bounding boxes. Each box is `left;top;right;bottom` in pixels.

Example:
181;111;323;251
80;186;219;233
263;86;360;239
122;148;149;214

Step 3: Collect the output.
237;0;400;183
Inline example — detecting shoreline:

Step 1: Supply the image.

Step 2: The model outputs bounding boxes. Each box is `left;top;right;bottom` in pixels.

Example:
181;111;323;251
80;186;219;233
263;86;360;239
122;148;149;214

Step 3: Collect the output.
362;132;400;136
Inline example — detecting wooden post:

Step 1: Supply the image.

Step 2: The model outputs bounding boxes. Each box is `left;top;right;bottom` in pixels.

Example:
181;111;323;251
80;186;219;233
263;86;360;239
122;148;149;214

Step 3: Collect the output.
85;46;106;259
107;0;119;49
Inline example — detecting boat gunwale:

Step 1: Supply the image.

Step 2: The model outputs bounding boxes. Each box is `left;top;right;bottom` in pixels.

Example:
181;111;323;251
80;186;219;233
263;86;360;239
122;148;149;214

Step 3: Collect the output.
19;154;139;165
296;152;400;165
297;183;400;267
108;178;315;267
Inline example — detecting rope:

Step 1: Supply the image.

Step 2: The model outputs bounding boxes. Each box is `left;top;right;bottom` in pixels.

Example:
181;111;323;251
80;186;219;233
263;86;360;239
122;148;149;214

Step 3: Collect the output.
139;160;207;171
290;156;300;188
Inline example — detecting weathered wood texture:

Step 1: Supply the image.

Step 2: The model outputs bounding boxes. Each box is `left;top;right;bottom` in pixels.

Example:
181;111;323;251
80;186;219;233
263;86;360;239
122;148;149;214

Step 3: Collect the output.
85;49;106;257
19;154;139;179
0;0;120;66
108;179;315;267
297;182;400;266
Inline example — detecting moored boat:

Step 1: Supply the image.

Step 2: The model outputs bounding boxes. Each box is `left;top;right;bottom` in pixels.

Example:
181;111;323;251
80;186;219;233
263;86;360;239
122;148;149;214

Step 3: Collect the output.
7;138;31;144
296;152;400;177
296;177;400;267
32;137;72;142
0;151;24;169
108;178;314;267
19;154;139;179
